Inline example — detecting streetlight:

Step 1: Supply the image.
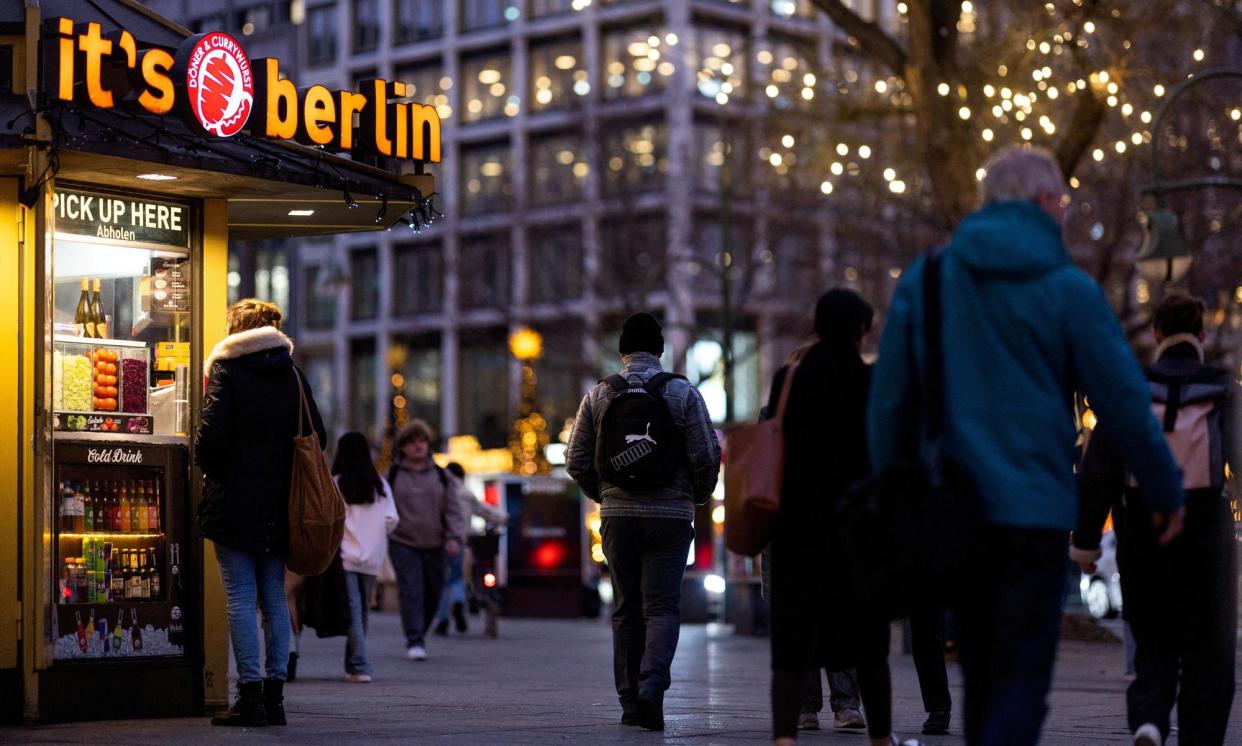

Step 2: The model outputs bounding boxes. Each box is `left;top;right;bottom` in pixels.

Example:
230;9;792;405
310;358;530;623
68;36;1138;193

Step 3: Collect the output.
1140;68;1242;283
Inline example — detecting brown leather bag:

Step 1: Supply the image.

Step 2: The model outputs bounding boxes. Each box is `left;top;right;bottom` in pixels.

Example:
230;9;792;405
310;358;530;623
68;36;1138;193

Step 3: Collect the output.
724;363;797;556
286;369;345;576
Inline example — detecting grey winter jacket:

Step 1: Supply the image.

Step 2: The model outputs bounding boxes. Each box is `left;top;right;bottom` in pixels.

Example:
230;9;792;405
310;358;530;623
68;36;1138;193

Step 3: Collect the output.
566;352;721;520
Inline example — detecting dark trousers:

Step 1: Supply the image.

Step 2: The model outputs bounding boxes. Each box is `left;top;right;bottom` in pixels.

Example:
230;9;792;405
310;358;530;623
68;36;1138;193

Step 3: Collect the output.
955;526;1067;746
802;668;861;714
600;516;693;708
1122;493;1237;744
910;608;952;714
388;542;445;648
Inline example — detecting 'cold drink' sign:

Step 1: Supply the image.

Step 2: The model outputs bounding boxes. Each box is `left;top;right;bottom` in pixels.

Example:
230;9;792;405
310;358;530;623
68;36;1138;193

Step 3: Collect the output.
52;188;190;248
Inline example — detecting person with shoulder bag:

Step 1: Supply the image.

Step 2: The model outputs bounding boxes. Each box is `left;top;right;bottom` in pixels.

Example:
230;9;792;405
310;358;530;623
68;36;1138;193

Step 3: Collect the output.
333;432;399;683
767;289;920;746
196;299;327;728
566;312;721;732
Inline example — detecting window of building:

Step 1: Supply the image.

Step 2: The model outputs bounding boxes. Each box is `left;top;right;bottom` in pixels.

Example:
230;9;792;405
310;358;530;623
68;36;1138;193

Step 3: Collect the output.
457;328;511;448
602;24;672;100
685;328;760;423
770;0;816;19
239;5;273;36
691;24;747;103
352;67;379;89
349;247;379;320
303;263;338;330
392;333;442;436
352;0;380;54
348;337;378;437
192;13;228;33
530;130;588;206
396;61;453;120
393;242;444;315
690;215;755;294
461;140;514;215
696;121;726;194
528;224;583;303
300;350;339;438
530;35;588;112
459;233;511;310
461;49;513;123
757;35;817;110
761;222;821;303
307;4;337;66
764;123;823;194
598;213;666;299
531;320;585;438
253;246;290;316
462;0;520;32
601;119;668;197
530;0;579;18
394;0;444;44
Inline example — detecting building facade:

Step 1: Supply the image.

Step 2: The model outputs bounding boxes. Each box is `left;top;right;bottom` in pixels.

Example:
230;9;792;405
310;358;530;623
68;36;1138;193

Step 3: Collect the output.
145;0;904;447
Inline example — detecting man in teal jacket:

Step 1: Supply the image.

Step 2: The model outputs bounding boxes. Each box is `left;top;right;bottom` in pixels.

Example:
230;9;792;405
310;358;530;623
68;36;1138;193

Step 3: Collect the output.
867;146;1185;746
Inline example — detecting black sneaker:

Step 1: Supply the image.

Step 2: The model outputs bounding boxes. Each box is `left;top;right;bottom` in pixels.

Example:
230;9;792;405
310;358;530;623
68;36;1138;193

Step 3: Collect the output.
922;711;950;735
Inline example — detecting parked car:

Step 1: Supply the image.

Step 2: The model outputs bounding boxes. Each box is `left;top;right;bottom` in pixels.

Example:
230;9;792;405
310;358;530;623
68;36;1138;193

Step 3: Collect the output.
1079;530;1123;619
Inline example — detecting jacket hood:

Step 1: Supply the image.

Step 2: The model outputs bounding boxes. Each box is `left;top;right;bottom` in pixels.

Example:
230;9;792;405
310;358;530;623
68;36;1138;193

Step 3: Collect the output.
205;326;295;374
949;201;1068;279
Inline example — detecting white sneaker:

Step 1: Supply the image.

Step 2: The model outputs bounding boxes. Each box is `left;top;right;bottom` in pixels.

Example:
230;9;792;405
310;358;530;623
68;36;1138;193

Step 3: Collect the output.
1133;723;1162;746
407;645;427;661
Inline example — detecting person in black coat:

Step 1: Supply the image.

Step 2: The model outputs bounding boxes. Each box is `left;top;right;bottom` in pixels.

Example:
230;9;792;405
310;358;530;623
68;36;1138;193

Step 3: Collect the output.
768;289;919;746
196;299;327;728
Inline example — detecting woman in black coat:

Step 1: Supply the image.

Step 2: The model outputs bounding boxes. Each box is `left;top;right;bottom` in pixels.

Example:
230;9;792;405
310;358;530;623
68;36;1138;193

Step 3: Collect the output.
196;299;326;728
768;289;918;746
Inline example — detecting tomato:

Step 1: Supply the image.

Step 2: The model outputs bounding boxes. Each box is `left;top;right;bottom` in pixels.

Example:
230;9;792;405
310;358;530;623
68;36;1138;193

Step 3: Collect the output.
93;397;102;409
104;363;117;375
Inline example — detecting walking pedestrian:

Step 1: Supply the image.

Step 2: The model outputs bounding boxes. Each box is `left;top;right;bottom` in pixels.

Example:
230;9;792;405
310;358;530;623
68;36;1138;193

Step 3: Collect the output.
908;611;952;735
333;432;399;682
197;299;327;727
868;146;1185;746
1074;292;1239;746
387;420;468;661
566;312;721;731
433;462;507;637
768;289;920;746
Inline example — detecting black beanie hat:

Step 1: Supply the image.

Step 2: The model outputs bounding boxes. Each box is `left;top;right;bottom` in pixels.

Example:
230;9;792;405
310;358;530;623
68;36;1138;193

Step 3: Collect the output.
619;312;664;356
814;288;874;345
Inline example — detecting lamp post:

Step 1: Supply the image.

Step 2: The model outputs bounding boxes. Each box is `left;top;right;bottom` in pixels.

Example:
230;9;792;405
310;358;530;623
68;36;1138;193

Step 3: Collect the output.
1138;68;1242;283
508;326;551;476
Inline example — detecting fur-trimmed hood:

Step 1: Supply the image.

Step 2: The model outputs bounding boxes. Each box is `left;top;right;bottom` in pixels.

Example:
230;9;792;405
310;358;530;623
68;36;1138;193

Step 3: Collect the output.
205;326;295;374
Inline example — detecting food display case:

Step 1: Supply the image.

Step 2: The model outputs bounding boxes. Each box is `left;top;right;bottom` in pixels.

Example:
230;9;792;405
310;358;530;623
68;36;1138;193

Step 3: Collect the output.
53;337;153;435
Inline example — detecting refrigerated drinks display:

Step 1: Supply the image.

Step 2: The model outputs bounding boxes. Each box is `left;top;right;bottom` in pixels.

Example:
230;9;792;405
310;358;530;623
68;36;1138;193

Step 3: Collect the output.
52;440;188;661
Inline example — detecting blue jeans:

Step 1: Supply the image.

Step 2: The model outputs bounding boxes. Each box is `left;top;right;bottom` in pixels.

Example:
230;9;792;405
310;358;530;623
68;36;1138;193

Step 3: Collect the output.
435;553;466;624
389;542;445;647
955;527;1067;746
214;543;290;684
344;571;376;675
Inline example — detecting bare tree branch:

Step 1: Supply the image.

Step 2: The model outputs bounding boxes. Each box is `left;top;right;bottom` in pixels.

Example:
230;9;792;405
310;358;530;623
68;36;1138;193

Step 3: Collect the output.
1055;87;1108;179
808;0;908;77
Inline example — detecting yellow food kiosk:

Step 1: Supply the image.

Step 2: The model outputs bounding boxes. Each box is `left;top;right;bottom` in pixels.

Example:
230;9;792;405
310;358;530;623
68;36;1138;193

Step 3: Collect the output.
0;0;439;722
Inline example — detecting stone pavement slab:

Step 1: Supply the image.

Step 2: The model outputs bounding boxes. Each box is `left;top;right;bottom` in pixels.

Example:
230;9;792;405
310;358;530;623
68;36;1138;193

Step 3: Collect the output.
3;611;1239;744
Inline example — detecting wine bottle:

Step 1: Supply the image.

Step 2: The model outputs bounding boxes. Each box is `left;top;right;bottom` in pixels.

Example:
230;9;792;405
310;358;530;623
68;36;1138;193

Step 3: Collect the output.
148;480;160;532
119;481;131;533
90;279;108;339
83;482;95;532
74;279;92;337
109;482;121;533
130;608;143;652
148;547;160;598
135;482;148;532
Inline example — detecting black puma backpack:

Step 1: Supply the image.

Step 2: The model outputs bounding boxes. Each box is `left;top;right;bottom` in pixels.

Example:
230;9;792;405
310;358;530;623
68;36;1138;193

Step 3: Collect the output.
594;372;685;490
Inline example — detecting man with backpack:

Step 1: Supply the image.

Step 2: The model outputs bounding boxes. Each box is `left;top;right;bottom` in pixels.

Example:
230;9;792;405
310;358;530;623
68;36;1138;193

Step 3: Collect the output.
1074;293;1240;746
567;312;721;731
387;420;468;661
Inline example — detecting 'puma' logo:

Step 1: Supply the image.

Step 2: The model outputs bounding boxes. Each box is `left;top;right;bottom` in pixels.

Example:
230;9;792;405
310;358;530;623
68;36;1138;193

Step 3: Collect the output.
625;423;657;446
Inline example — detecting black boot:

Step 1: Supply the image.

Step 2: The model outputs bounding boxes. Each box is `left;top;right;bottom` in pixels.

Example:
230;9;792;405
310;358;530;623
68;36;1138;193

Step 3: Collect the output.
286;651;298;682
263;679;286;726
211;681;266;727
452;602;468;633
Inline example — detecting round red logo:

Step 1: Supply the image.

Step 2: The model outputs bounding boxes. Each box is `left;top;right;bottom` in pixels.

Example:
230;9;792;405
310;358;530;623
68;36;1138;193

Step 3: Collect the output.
182;33;253;137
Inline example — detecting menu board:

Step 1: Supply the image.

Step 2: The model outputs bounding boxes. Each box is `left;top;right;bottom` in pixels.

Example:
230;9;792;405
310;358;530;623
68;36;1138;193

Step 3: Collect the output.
148;260;190;313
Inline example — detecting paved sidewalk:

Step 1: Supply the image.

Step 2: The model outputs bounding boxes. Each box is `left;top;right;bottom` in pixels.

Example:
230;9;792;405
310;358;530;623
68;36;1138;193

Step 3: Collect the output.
5;611;1240;744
